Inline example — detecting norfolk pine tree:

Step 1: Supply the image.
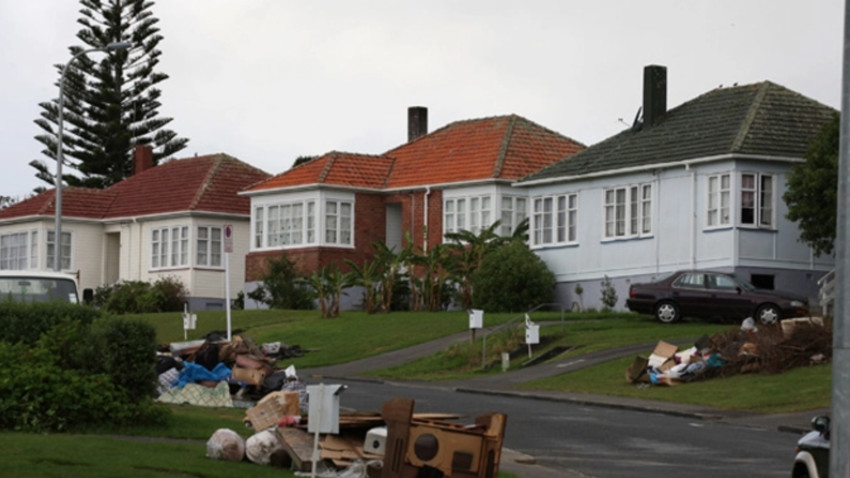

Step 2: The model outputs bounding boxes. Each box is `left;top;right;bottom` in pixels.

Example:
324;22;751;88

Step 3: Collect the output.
31;0;187;189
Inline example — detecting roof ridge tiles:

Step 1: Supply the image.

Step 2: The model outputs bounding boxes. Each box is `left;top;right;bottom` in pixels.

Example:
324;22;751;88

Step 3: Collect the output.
492;115;517;178
190;154;224;209
731;82;770;152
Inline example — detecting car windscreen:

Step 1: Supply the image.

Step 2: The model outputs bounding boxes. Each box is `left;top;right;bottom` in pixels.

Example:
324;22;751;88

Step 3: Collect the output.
0;277;79;304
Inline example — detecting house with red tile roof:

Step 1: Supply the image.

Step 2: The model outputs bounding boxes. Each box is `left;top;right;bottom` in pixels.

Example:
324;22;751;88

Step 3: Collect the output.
0;147;270;310
515;66;836;315
241;108;585;309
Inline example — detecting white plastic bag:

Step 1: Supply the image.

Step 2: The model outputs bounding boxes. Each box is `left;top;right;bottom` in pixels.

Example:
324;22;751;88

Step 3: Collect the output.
205;428;245;461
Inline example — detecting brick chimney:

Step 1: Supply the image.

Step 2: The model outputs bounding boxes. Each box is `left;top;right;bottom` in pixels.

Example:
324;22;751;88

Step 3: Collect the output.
408;106;428;142
643;65;667;127
134;145;154;175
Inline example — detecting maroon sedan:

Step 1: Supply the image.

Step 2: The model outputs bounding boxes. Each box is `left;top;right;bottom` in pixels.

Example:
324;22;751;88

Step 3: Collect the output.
626;270;810;324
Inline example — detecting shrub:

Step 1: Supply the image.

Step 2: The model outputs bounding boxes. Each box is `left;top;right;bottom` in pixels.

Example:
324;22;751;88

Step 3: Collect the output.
252;253;313;309
471;240;556;312
600;275;618;310
0;300;101;345
151;276;188;312
89;316;159;400
100;277;188;314
0;329;167;432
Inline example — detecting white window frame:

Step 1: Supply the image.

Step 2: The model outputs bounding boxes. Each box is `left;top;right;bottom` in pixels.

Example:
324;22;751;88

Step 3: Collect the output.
0;231;38;270
324;199;353;246
444;194;496;238
46;230;72;271
740;172;775;228
707;173;731;227
604;183;652;240
151;226;188;270
500;196;527;237
531;193;578;246
254;199;320;249
197;225;223;268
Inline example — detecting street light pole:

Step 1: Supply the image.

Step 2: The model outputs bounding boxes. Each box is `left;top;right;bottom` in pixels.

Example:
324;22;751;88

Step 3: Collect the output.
54;41;131;272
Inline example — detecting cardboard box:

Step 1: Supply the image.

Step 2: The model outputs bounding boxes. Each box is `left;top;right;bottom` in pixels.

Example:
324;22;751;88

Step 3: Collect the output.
245;391;300;430
647;340;678;369
232;366;267;386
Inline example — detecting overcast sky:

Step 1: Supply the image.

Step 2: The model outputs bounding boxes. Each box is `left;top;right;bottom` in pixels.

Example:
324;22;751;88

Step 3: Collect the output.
0;1;843;200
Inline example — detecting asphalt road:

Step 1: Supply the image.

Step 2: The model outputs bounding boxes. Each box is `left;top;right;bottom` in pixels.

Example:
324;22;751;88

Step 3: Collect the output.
328;378;798;478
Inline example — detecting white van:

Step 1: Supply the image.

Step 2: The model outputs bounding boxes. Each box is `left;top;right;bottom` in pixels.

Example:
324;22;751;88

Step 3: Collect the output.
0;271;82;304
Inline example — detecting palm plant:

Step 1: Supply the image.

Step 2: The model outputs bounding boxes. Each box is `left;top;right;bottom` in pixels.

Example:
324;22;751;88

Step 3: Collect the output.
345;256;380;314
445;222;502;309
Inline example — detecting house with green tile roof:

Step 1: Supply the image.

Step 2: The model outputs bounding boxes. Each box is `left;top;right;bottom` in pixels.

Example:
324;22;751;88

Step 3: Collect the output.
515;65;836;311
0;147;270;310
240;108;585;309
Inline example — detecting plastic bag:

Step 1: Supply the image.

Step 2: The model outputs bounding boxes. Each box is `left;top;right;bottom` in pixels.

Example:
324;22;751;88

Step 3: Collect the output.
206;428;245;461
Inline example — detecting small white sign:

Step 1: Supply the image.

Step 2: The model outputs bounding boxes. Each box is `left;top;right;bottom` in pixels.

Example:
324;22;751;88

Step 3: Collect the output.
223;224;233;253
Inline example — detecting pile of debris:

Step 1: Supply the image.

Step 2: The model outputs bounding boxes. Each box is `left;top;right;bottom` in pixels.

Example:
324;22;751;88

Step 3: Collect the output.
627;316;832;386
205;396;508;478
155;332;308;409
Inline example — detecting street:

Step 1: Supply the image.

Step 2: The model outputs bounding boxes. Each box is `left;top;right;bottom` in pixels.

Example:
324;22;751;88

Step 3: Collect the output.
322;378;799;478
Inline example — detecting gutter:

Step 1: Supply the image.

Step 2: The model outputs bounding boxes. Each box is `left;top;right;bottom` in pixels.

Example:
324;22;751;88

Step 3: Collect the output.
513;153;802;187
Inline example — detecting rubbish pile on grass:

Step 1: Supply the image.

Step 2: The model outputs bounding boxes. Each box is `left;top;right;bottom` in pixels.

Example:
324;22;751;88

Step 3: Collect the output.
627;317;831;386
155;332;308;409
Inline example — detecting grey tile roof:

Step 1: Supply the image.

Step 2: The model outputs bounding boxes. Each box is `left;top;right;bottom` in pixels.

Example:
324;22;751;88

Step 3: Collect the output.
520;81;837;183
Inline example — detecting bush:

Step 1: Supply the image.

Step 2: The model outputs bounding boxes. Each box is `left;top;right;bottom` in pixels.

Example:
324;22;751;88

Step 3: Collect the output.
251;253;313;309
600;275;618;310
0;300;101;345
99;277;188;314
471;240;556;312
0;324;167;433
89;316;159;400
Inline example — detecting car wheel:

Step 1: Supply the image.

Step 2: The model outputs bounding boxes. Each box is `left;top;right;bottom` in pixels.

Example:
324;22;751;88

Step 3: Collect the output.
756;304;780;325
655;301;679;323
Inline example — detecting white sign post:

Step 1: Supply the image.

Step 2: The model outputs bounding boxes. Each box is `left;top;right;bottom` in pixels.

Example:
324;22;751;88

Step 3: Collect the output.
223;224;233;341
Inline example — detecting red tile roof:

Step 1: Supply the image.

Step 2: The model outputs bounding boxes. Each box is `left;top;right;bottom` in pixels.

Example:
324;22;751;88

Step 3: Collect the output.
249;152;394;192
0;154;270;221
385;115;584;189
245;115;584;193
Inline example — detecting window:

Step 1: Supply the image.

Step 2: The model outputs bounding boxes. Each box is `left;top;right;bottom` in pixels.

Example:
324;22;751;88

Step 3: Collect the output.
604;183;652;239
151;226;188;269
259;200;316;248
707;173;731;227
254;207;263;248
325;200;353;245
741;173;774;228
0;231;38;270
500;196;527;237
444;195;495;237
46;231;72;271
673;272;704;288
197;226;222;267
532;193;577;246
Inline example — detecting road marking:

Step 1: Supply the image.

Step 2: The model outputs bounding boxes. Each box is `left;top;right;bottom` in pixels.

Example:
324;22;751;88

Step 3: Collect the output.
557;359;586;368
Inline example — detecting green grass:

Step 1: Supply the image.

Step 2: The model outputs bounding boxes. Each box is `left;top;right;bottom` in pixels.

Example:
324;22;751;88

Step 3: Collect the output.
0;402;294;478
135;308;522;368
371;316;729;380
521;356;831;413
1;308;833;477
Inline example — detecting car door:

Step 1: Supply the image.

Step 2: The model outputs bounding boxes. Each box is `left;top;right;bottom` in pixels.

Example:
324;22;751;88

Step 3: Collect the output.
705;273;752;319
671;272;713;318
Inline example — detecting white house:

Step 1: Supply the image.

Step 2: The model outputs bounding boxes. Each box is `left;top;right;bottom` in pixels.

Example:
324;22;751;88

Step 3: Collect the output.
0;147;270;310
515;65;836;311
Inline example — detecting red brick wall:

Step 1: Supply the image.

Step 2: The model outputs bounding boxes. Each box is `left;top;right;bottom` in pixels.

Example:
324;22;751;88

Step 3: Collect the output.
385;188;444;252
245;192;387;280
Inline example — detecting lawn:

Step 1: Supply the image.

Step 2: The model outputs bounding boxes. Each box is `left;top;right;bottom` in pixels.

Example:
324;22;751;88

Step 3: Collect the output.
1;308;832;476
